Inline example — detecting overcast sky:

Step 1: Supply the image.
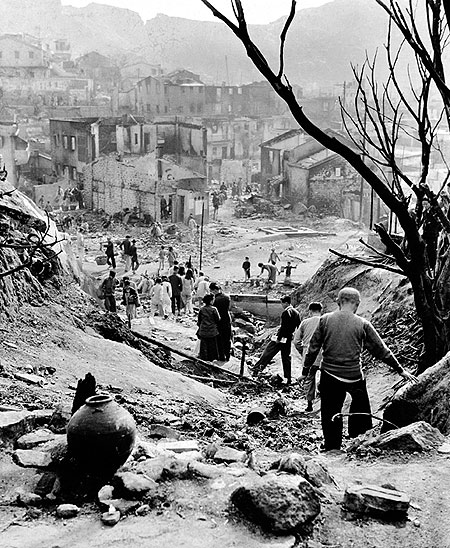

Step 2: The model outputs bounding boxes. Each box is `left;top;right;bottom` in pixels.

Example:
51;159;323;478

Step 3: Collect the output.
61;0;332;24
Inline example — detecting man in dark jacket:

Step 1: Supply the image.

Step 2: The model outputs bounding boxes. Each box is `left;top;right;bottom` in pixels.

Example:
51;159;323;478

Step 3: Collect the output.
253;295;301;384
169;266;183;315
101;270;118;313
209;282;232;361
130;239;139;273
105;237;116;269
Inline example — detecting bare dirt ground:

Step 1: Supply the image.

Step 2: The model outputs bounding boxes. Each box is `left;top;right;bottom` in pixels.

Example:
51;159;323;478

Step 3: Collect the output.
1;202;449;548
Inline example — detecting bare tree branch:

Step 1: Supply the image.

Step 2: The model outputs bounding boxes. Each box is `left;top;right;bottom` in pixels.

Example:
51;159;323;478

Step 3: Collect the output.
329;248;406;275
277;0;297;79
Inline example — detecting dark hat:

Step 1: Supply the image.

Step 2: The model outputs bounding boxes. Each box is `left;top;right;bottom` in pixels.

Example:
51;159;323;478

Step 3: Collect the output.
280;295;291;304
209;282;220;291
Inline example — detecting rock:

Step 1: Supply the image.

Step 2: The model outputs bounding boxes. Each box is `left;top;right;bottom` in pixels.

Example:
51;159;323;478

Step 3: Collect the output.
136;504;150;516
101;508;121;526
35;472;58;497
157;440;199;453
131;437;158;460
213;446;247;464
16;428;58;449
134;457;166;482
13;449;51;468
27;508;43;519
438;442;450;454
0;411;35;447
49;404;72;434
275;453;306;475
303;458;335;488
231;474;321;534
148;425;180;440
17;491;43;506
173;450;202;462
113;471;157;499
14;372;44;386
353;421;444;453
31;409;53;426
102;498;140;515
161;458;189;480
56;503;80;518
343;484;410;517
241;323;256;335
268;397;288;419
98;485;115;503
188;461;222;479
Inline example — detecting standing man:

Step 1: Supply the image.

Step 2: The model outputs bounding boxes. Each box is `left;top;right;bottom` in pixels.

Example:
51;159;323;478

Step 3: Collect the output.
158;245;166;274
303;287;418;452
169;266;183;316
268;248;281;266
194;272;209;307
209;282;232;362
242;257;251;280
167;246;177;269
101;270;118;313
130;239;139;273
120;235;132;272
188;214;198;241
253;295;300;385
105;237;116;269
212;193;220;220
294;302;323;412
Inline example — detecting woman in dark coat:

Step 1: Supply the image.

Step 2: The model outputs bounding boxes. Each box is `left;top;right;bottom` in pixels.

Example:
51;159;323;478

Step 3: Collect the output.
197;294;221;362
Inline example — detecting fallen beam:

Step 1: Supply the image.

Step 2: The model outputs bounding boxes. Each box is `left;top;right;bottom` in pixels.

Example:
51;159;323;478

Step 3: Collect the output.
184;373;237;385
131;330;260;385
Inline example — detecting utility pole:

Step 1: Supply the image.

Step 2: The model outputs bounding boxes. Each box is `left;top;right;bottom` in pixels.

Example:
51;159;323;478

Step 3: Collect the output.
199;200;205;270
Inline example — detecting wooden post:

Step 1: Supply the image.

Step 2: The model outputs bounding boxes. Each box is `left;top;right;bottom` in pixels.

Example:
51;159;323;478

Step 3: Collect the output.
240;340;247;377
199;201;205;270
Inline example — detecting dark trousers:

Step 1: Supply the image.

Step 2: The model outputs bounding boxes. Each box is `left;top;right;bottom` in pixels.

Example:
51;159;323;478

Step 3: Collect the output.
132;257;139;271
171;295;181;314
217;324;232;361
107;255;116;269
255;340;292;380
320;371;372;450
244;268;250;279
104;295;117;313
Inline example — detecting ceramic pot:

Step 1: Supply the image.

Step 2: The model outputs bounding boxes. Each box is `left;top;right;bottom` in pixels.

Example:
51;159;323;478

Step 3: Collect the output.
67;394;136;475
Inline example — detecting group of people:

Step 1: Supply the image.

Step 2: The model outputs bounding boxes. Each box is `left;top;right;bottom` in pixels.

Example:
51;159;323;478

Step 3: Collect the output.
253;287;419;452
241;249;297;286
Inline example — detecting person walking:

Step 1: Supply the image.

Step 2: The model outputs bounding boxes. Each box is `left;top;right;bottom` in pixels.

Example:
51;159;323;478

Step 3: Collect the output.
150;278;163;316
303;287;418;452
122;279;140;328
105;237;116;269
169;266;183;316
242;257;251;280
120;235;132;272
194;272;209;307
253;295;301;385
101;270;118;313
257;262;277;286
167;246;177;269
158;246;166;274
161;276;172;319
181;269;195;315
209;282;232;362
196;294;221;362
294;302;323;412
268;248;281;266
130;239;139;273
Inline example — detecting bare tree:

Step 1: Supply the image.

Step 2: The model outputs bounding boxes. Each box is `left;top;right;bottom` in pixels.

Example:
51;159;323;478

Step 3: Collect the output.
201;0;450;372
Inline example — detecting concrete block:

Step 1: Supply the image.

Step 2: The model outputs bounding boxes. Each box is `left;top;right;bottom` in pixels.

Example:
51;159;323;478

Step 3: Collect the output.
343;484;410;516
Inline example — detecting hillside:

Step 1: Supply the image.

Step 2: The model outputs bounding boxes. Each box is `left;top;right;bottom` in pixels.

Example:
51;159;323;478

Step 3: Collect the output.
0;0;391;85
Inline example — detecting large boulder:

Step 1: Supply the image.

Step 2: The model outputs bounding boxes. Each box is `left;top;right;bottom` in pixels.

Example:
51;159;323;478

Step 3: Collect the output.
382;352;450;434
350;421;444;453
230;474;321;534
